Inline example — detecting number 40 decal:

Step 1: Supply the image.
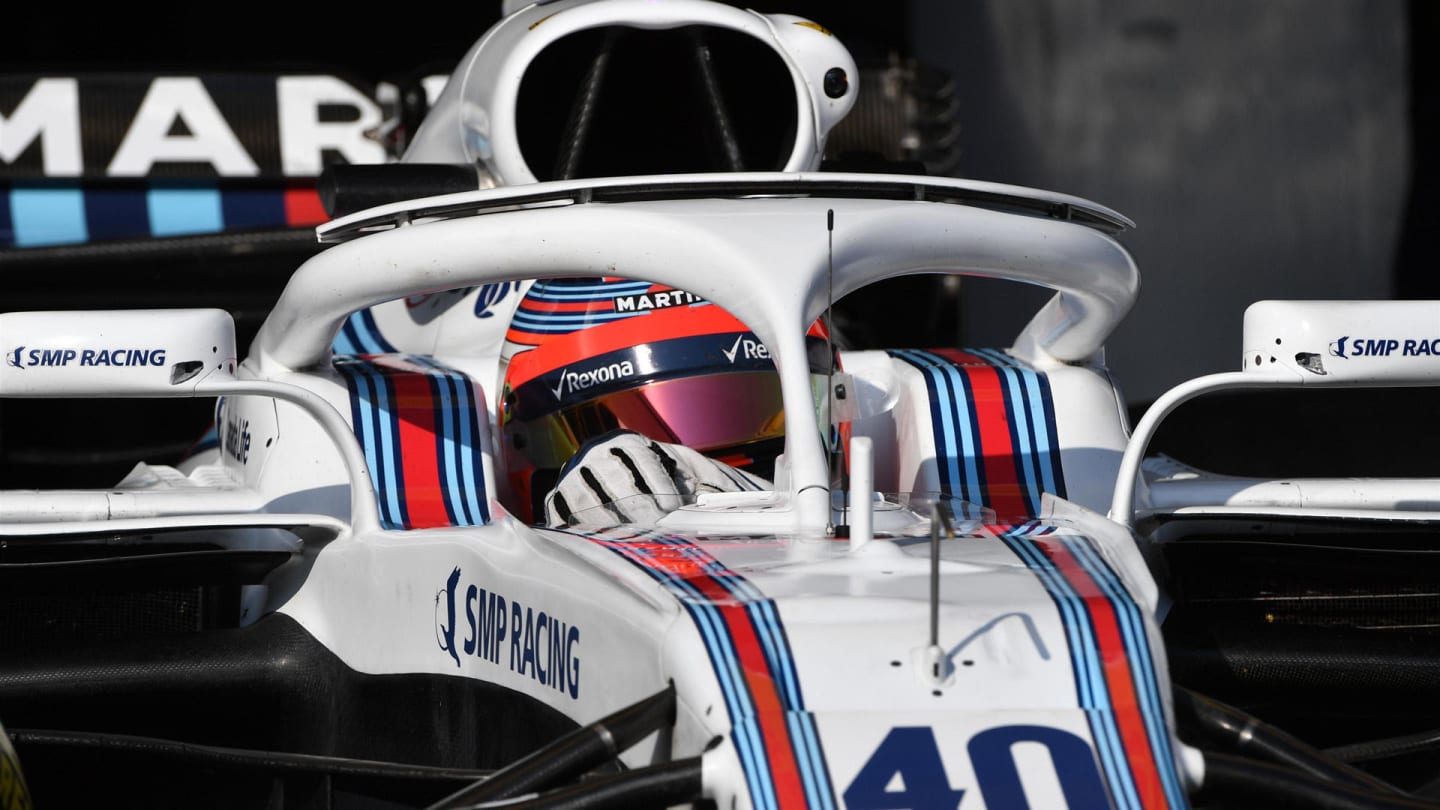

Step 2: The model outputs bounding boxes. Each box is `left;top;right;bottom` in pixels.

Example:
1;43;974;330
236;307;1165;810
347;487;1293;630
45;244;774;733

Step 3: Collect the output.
842;725;1110;810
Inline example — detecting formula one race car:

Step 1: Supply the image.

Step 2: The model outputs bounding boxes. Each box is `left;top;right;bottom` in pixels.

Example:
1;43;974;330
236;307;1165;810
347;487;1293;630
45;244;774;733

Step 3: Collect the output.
2;2;1439;810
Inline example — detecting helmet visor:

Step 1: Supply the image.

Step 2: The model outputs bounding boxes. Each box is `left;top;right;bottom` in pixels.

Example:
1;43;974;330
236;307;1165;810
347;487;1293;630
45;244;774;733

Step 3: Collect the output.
506;370;787;475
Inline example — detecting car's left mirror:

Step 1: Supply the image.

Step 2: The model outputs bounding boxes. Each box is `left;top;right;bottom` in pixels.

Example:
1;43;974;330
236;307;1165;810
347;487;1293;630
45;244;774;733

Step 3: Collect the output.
0;309;238;396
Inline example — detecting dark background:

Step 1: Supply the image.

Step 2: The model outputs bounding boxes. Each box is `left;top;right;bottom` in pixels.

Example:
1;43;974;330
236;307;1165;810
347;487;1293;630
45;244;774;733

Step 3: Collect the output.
2;0;1435;485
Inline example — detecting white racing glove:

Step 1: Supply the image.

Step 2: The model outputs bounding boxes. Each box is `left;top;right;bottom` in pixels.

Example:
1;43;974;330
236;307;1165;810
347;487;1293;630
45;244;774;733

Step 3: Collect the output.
544;430;769;529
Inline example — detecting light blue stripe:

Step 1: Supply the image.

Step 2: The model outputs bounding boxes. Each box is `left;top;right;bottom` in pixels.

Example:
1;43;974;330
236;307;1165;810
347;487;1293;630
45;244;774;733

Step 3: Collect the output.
984;347;1065;498
604;535;776;810
892;350;970;503
1022;370;1061;496
990;361;1044;516
527;282;653;298
340;365;388;527
353;313;390;354
786;713;825;810
660;542;776;810
362;365;405;528
511;310;636;325
333;328;361;355
1067;537;1189;809
683;601;774;810
1001;530;1140;810
721;574;828;807
971;348;1043;515
976;348;1063;501
11;186;88;246
450;374;488;524
632;547;769;807
731;719;779;810
752;599;803;709
921;351;985;505
147;186;222;236
798;713;837;810
427;366;467;524
426;366;474;525
1004;532;1131;809
422;360;482;525
1014;532;1139;810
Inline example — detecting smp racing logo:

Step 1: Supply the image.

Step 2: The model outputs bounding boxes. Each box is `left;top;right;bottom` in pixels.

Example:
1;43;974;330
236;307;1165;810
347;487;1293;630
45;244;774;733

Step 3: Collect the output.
435;567;582;699
6;346;167;369
1330;335;1440;358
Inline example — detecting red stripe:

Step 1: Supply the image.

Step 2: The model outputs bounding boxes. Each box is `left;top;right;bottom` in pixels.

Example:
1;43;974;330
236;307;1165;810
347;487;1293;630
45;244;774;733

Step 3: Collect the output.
519;299;619;313
375;359;451;529
935;349;1029;519
1038;537;1169;809
284;186;328;226
505;305;746;386
606;540;808;810
684;574;809;809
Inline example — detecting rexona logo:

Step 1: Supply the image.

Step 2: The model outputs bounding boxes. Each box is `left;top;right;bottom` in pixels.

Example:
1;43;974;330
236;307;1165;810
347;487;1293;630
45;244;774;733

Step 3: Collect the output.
5;346;166;369
1330;336;1440;358
613;290;705;313
722;333;771;363
434;567;581;699
549;360;636;400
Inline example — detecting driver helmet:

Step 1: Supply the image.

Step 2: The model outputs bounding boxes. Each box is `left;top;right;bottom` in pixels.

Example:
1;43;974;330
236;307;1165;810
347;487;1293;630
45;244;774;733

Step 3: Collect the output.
498;276;840;522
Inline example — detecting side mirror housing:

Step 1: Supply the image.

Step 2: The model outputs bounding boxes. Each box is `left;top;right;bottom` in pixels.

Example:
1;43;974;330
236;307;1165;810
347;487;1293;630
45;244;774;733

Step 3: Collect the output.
1243;300;1440;385
0;309;237;396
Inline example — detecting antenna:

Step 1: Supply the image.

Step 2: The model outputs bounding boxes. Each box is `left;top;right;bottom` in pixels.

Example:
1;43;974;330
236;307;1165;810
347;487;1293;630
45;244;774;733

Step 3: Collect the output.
827;208;847;537
924;500;955;687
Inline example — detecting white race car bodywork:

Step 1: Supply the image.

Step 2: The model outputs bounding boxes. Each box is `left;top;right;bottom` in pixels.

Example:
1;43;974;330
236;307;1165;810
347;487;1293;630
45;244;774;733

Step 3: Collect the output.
2;174;1200;809
2;1;1437;807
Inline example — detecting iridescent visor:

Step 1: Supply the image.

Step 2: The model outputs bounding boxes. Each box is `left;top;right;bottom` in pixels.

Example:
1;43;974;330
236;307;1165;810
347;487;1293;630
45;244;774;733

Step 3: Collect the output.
510;371;787;471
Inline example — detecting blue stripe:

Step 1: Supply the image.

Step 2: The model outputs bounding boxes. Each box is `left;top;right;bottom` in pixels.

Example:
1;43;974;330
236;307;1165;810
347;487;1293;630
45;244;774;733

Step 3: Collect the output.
1065;537;1189;809
345;360;407;529
595;534;784;810
337;362;391;528
84;186;149;241
922;350;987;505
339;355;493;528
220;187;286;230
11;184;88;246
602;540;765;785
719;574;835;807
648;551;774;810
999;528;1140;810
671;538;833;809
786;713;826;810
413;356;491;526
343;310;398;354
418;365;464;525
1001;531;1131;808
0;187;12;244
453;375;490;524
510;310;639;326
147;185;222;236
370;367;407;528
891;350;983;505
526;281;654;298
424;372;462;525
983;349;1064;511
974;348;1067;502
332;327;362;355
890;350;963;499
980;354;1044;515
797;713;837;810
434;369;482;526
